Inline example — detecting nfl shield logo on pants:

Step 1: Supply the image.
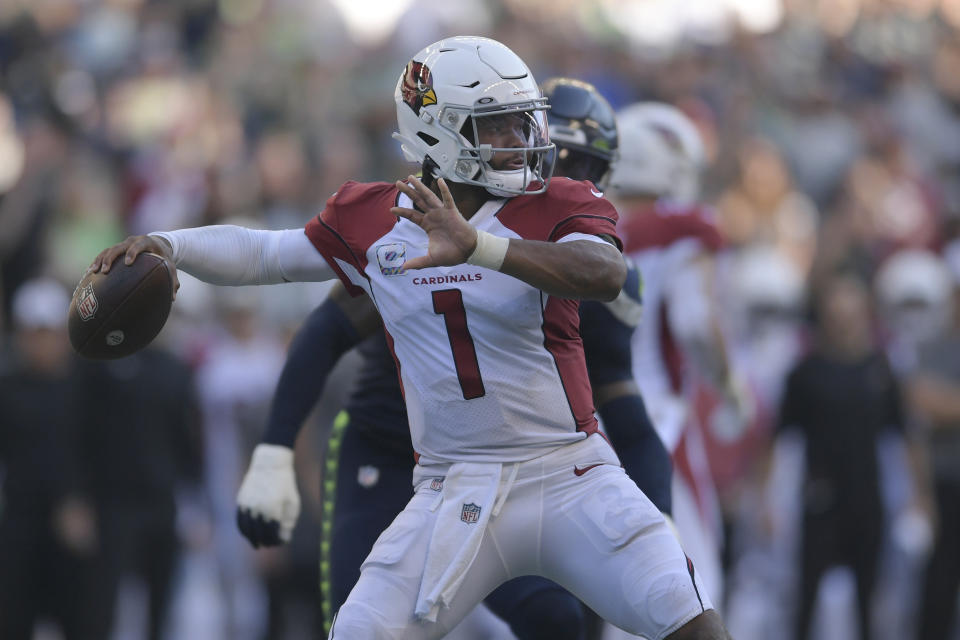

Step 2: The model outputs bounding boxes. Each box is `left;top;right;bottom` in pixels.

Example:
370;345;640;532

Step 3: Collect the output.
357;465;380;489
460;503;481;524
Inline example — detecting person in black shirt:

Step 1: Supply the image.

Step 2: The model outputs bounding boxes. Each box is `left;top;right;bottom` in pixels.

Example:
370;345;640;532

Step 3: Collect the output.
778;273;910;640
79;346;203;640
0;278;101;639
0;277;203;640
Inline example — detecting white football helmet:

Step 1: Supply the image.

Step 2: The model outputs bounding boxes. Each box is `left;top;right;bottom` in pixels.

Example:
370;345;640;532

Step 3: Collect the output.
730;246;804;337
733;246;805;315
608;102;705;205
393;36;554;197
875;249;953;344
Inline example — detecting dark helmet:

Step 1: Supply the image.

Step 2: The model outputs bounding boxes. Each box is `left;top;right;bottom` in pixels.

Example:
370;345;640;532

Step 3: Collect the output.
541;77;618;188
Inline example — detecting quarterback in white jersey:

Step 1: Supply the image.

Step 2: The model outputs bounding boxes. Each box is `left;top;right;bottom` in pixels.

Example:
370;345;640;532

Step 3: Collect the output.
304;177;614;465
90;37;730;640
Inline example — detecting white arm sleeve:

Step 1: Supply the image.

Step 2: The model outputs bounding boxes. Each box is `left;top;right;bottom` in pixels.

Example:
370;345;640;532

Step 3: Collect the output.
149;226;336;285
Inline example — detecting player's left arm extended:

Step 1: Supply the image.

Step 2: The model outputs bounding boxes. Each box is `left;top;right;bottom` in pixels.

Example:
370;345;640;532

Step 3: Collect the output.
90;226;337;288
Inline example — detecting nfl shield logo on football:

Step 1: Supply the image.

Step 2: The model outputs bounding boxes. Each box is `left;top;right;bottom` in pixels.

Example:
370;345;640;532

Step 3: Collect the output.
376;243;407;276
430;478;443;492
460;503;481;524
77;284;99;321
357;465;380;489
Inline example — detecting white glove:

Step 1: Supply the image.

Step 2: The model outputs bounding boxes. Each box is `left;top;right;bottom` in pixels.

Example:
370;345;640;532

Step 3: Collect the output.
236;444;300;547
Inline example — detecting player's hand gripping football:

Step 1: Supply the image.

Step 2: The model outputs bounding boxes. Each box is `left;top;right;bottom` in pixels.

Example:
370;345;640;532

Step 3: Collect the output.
236;444;301;548
391;176;478;270
88;235;180;300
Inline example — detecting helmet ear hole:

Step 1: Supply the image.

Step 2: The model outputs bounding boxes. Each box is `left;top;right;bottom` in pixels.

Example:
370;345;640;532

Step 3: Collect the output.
417;132;439;146
422;156;440;182
459;117;475;144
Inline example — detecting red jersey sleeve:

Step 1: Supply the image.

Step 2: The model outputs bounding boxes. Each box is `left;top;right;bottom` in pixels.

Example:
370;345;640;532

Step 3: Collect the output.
621;204;724;255
676;205;724;252
304;181;400;297
497;178;622;250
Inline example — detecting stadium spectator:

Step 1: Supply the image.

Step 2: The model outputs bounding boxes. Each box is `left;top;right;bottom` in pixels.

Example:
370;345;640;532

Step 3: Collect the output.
194;287;288;640
0;278;101;639
78;346;203;640
776;273;925;640
909;243;960;640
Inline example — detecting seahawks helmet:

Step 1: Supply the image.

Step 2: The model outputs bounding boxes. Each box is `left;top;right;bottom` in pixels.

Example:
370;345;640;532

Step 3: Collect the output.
541;77;618;189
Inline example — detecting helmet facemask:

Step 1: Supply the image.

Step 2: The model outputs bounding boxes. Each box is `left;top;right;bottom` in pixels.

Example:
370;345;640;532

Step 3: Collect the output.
447;102;554;197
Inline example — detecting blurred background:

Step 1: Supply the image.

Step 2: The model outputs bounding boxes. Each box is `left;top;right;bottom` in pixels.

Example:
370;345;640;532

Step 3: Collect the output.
1;0;960;638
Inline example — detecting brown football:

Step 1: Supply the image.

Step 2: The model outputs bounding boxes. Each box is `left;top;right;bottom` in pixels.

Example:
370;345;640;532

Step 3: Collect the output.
68;252;174;359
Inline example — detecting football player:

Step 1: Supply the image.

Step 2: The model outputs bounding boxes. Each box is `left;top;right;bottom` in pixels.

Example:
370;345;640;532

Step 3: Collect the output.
91;37;729;640
231;76;675;639
607;102;751;610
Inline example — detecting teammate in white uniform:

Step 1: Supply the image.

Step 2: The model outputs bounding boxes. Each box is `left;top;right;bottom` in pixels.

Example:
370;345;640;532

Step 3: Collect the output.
90;37;730;640
608;103;750;609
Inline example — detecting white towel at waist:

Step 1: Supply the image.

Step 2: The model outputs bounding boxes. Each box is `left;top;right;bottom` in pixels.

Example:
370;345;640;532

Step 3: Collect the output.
414;461;502;622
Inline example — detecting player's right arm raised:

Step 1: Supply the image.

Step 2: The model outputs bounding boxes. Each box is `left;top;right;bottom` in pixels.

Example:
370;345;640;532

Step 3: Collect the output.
393;176;626;301
497;237;625;302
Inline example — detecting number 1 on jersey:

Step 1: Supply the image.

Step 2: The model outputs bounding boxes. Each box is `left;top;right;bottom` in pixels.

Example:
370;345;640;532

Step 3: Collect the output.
432;289;485;399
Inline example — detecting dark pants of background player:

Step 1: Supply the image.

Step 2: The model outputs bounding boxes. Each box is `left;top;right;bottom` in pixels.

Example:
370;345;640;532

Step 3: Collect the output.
918;479;960;640
0;509;106;640
795;508;882;640
92;502;181;640
320;413;587;640
0;506;179;640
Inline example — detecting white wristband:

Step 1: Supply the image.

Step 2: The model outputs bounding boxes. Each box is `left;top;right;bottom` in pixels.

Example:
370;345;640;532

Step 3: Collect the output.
466;230;509;271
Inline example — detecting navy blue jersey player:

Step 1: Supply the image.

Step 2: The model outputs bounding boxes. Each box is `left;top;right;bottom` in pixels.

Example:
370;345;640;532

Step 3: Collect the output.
235;78;673;639
542;78;672;516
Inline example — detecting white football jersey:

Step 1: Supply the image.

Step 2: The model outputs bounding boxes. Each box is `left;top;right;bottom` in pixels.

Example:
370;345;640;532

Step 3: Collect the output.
305;178;621;464
620;203;724;453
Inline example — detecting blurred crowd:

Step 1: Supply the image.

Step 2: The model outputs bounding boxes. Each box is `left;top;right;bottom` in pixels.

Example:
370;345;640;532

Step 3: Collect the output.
2;0;960;639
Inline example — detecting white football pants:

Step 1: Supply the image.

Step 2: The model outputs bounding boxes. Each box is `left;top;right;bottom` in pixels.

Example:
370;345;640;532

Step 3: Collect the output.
330;434;712;639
